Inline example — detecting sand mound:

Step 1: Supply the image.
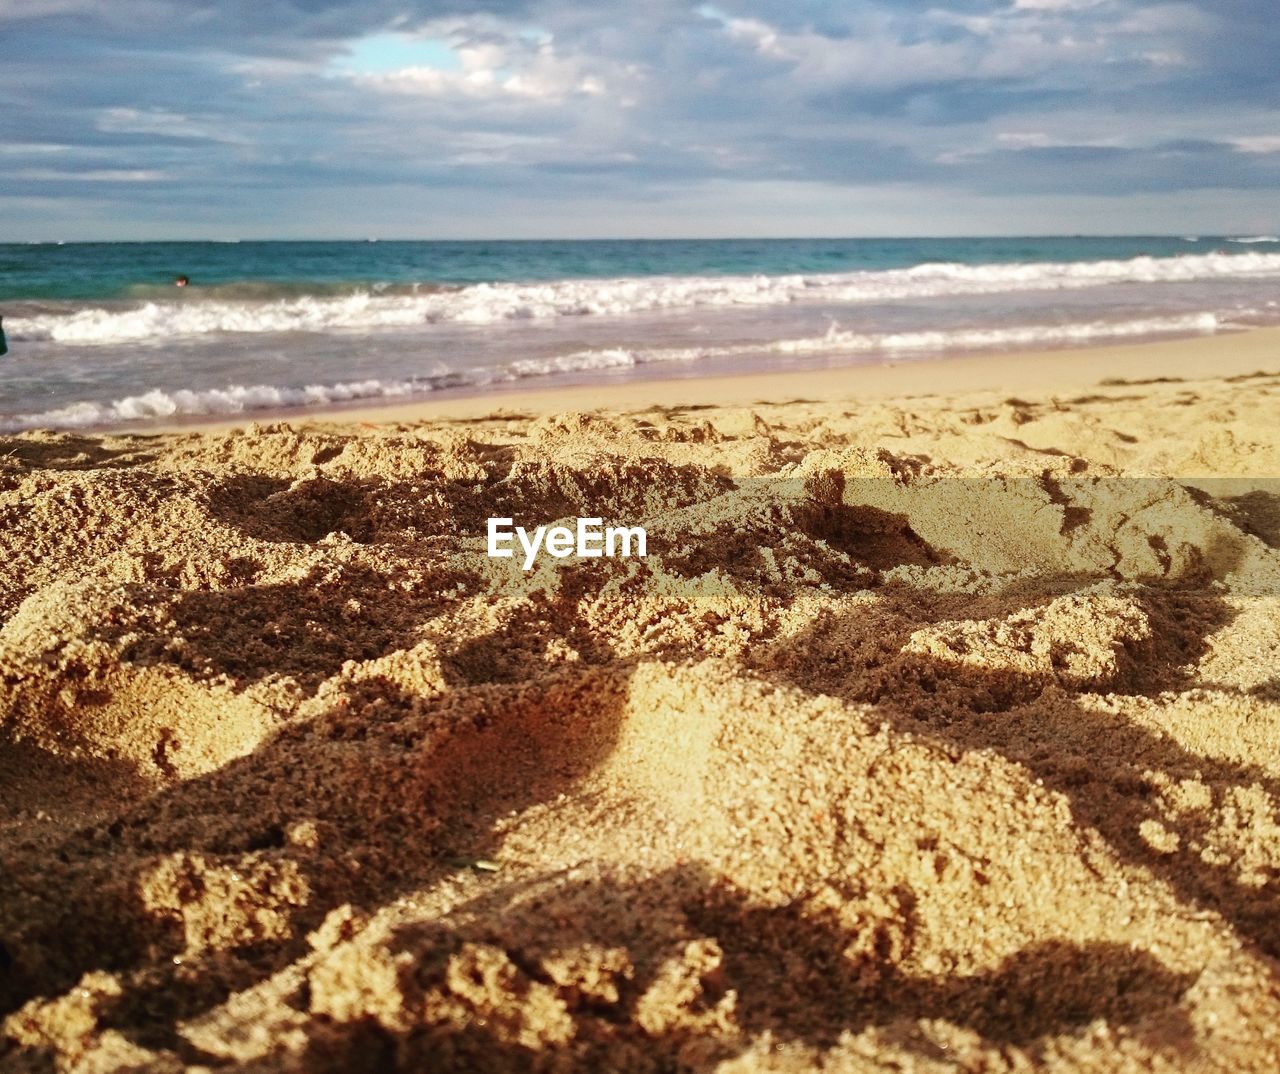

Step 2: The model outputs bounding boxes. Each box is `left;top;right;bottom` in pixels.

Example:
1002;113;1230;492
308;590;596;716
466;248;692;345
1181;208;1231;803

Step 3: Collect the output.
4;369;1280;1071
0;578;281;780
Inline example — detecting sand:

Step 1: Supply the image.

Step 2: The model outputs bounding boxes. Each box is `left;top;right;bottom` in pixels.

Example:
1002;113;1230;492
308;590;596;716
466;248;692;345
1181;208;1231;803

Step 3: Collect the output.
3;335;1280;1072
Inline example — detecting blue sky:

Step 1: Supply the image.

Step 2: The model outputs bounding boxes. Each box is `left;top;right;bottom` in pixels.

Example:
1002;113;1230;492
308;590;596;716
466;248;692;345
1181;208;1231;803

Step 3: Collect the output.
1;0;1277;239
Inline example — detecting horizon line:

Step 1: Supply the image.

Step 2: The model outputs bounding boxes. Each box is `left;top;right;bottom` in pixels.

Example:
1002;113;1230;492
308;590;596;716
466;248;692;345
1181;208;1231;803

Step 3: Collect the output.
2;232;1259;246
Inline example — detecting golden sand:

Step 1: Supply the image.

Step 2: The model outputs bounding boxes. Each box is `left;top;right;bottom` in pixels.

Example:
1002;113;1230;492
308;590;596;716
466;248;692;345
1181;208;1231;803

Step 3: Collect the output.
3;345;1280;1071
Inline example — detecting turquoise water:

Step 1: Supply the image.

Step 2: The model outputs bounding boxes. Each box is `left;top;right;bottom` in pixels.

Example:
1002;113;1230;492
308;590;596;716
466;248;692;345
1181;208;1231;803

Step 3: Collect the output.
1;236;1278;431
0;236;1254;302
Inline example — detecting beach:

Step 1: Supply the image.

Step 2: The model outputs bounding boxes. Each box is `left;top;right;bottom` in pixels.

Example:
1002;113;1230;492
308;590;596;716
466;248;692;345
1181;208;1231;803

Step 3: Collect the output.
3;332;1280;1071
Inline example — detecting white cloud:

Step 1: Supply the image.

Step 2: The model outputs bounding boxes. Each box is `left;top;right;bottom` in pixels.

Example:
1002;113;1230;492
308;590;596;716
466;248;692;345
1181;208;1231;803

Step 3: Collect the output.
701;7;1111;93
1013;0;1107;10
348;29;615;104
1232;136;1280;154
97;107;245;143
1139;50;1187;67
997;131;1054;148
996;131;1124;149
722;16;790;59
10;168;169;181
0;142;70;154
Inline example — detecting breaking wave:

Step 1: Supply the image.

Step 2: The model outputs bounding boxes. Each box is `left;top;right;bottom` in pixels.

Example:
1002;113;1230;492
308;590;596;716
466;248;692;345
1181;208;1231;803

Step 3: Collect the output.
9;251;1279;345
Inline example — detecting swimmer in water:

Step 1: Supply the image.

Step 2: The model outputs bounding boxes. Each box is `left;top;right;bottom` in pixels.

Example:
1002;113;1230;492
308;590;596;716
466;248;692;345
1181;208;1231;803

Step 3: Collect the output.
175;275;189;287
0;315;7;356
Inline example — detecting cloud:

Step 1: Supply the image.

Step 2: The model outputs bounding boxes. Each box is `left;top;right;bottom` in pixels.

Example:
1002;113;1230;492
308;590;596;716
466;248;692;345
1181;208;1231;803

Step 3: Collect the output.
344;22;614;103
1232;135;1280;155
949;137;1280;195
8;167;169;182
0;0;1276;237
1012;0;1106;10
96;107;250;144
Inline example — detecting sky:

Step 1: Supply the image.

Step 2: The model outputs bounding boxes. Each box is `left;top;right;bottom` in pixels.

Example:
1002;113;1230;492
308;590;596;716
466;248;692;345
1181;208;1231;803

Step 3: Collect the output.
1;0;1277;239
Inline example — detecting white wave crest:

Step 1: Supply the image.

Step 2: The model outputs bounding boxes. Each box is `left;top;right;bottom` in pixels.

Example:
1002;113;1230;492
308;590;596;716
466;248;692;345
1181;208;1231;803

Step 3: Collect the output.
3;378;422;431
10;250;1280;344
545;312;1224;369
1227;236;1280;244
771;311;1222;355
489;311;1226;377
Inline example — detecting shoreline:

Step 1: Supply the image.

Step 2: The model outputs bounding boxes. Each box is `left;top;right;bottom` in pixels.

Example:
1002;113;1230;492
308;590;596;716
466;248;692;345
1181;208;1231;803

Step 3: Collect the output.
125;326;1280;436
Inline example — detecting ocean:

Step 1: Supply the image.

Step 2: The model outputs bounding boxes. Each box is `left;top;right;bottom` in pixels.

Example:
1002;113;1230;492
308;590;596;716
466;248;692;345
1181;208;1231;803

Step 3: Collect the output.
2;236;1279;432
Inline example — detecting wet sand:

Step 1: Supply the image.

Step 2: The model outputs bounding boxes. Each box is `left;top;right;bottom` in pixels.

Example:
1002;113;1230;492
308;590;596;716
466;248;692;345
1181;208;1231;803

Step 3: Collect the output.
162;326;1280;434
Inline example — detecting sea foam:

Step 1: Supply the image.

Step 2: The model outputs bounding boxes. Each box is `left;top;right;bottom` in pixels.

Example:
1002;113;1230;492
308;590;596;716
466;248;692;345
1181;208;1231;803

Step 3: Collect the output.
10;250;1279;345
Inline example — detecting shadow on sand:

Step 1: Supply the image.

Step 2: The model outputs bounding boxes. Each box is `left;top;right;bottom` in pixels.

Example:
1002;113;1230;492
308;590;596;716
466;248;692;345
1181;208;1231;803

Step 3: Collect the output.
1;479;1275;1070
